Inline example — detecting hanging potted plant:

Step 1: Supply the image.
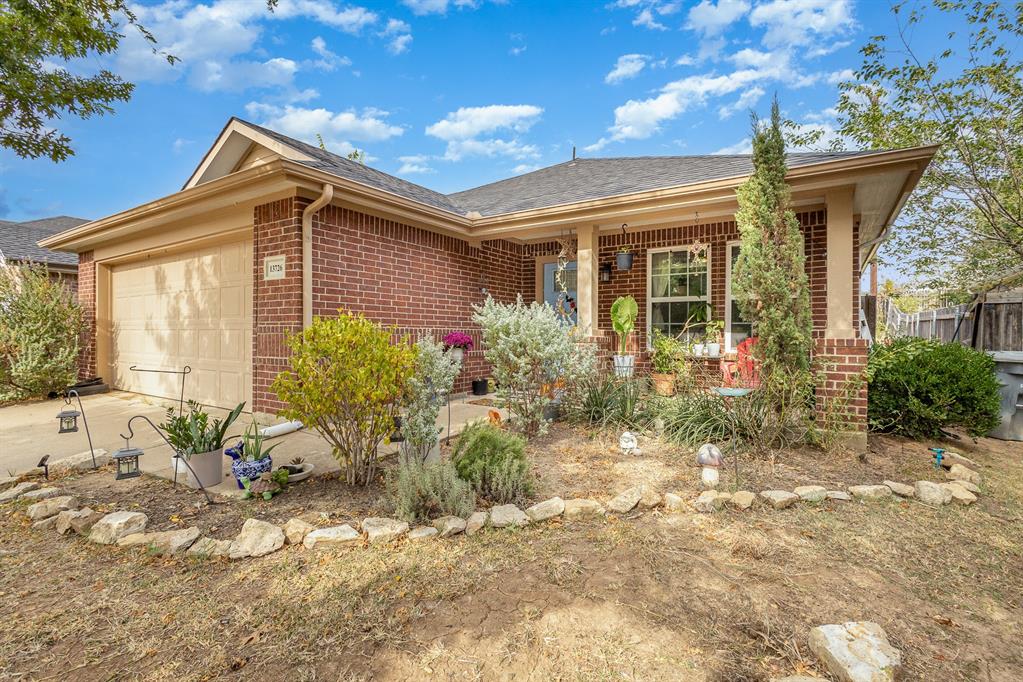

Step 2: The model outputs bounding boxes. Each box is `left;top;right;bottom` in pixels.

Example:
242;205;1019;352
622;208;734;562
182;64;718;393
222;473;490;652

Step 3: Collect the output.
616;223;634;270
705;320;724;357
442;331;473;364
649;330;681;396
611;295;639;377
160;401;245;489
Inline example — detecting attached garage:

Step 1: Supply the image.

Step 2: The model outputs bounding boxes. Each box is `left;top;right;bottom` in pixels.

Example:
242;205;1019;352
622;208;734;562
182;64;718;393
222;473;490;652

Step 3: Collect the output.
109;240;253;410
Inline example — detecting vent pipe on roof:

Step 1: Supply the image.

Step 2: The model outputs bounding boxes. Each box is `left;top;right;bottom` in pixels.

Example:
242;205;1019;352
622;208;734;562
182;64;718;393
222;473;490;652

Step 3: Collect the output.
303;183;334;329
572;146;576;161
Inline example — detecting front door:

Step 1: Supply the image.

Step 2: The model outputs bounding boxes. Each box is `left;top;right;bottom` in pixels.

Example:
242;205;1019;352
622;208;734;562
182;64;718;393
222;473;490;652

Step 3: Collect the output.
542;260;577;324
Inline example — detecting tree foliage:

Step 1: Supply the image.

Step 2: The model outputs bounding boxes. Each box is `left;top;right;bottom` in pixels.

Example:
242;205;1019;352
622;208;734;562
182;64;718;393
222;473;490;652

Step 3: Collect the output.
0;265;82;400
789;0;1023;293
733;99;813;383
272;311;415;486
399;337;460;464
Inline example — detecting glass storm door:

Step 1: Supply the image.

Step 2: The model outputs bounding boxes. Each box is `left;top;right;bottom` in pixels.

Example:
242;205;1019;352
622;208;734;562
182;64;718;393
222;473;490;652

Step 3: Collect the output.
543;261;578;324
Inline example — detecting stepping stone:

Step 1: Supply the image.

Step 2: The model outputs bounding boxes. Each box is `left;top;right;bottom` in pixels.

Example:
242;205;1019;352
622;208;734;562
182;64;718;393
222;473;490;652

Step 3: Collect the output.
0;481;40;502
362;517;409;544
563;498;605;517
827;490;852;501
848;485;892;501
942;482;977;506
489;504;530;528
637;486;662;509
809;621;901;682
950;479;980;494
283;517;315;545
730;490;756;510
663;492;685;512
26;495;78;521
526;497;565;522
187;537;232;558
915;480;952;506
946;463;981;485
432;516;467;537
229;518;285;559
303;525;360;549
407;526;439;541
883;481;915;498
607;486;643;514
119;527;201;556
20;488;63;501
759;490;799;509
465;511;488;535
89;511;148;544
50;449;110;475
794;485;827;502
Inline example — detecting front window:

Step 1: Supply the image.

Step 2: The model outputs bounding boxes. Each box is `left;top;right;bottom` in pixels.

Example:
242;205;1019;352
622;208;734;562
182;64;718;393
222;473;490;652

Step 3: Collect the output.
648;246;710;342
726;242;754;351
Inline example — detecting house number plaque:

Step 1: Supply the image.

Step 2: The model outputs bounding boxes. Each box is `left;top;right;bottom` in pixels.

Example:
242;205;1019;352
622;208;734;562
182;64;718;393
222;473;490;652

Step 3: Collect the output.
264;255;286;281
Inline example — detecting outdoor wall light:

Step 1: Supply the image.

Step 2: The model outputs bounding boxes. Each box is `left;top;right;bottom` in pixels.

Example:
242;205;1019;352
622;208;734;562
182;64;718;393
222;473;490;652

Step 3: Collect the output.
112;440;143;480
57;409;80;434
599;263;612;282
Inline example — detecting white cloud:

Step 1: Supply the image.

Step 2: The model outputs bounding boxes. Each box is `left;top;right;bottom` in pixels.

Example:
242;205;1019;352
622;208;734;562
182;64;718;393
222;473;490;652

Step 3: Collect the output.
401;0;483;15
426;104;543;161
713;137;752;154
718;86;764;119
441;139;539;161
172;138;193;154
397;155;435;174
605;54;649;84
633;8;667;30
246;103;404;152
380;18;413;55
675;54;695;66
512;163;540;174
388;34;413;54
310;36;352;71
827;68;854;85
748;0;855;49
191;57;299;93
686;0;750;36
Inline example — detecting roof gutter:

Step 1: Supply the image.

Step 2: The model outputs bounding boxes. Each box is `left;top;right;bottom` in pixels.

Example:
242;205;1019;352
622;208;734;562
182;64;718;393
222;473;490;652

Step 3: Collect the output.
303;183;334;329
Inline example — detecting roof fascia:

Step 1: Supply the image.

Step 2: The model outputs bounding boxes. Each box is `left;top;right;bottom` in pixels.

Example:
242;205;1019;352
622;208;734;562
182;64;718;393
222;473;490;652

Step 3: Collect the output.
182;119;314;190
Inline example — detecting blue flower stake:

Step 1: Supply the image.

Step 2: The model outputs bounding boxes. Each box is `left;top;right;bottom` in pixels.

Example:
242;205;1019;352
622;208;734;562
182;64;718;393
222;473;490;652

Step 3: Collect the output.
929;447;945;469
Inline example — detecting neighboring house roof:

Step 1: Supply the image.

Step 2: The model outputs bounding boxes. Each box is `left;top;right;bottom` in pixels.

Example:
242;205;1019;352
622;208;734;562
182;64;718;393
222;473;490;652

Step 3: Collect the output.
0;216;88;267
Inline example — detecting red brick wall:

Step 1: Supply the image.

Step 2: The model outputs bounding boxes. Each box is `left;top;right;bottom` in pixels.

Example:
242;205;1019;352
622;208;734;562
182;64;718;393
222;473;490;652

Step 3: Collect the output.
814;337;868;431
77;252;96;380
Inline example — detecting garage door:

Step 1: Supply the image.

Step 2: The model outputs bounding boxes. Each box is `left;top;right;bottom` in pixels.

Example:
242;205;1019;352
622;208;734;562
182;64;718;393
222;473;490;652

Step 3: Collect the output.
110;240;253;410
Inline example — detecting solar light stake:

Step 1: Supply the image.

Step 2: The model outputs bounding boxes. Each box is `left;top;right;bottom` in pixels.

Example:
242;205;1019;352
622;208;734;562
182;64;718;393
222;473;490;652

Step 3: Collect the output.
120;415;214;505
112;439;143;480
56;389;97;469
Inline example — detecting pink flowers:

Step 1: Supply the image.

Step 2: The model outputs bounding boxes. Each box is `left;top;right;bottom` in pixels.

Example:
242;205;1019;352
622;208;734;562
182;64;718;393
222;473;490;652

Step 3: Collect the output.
442;331;473;351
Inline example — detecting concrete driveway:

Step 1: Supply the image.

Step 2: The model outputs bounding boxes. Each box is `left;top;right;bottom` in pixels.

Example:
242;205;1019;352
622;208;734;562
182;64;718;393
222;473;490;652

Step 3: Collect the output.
0;390;501;493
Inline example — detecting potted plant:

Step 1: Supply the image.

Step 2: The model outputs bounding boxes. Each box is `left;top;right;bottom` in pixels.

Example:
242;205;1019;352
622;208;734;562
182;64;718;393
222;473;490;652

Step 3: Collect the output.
611;295;639;377
705;320;724;357
616;245;634;270
688;303;711;356
442;331;473;364
159;401;245;489
280;456;315;482
471;377;490;396
649;331;681;396
227;422;281;489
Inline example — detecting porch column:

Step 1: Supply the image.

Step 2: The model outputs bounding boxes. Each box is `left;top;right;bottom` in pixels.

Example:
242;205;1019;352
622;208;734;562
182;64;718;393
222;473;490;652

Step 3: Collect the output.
825;188;856;339
576;224;600;336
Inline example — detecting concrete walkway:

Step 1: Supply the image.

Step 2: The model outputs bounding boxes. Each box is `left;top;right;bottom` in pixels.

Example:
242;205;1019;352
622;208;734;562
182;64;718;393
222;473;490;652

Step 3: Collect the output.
0;390;502;494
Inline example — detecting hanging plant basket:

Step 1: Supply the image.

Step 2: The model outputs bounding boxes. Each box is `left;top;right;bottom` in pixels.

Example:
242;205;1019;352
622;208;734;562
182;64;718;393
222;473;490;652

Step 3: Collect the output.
616;251;634;270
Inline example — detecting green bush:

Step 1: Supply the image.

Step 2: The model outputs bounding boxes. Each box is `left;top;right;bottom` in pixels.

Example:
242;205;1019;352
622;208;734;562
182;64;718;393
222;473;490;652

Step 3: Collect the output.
867;338;1000;438
0;265;82;401
388;460;475;523
451;420;533;504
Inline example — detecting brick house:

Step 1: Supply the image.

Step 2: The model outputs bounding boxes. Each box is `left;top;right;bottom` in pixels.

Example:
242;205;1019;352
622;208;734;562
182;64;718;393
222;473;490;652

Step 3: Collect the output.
40;118;935;442
1;216;88;292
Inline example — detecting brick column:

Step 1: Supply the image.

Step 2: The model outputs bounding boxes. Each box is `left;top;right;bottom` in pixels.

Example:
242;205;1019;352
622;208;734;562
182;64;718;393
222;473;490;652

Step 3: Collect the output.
814;337;868;440
77;251;96;380
252;195;308;415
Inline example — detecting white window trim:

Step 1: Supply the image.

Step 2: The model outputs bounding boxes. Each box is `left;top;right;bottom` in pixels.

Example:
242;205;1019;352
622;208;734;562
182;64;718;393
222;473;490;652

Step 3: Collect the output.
646;244;712;347
724;240;752;352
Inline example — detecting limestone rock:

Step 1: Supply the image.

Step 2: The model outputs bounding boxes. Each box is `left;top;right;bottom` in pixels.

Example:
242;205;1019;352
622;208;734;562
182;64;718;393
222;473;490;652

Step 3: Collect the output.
730;490;756;510
637;486;662;509
950;479;980;494
26;495;78;520
119;527;201;555
760;490;799;509
808;621;901;682
883;480;915;498
940;451;978;470
50;449;110;476
303;525;360;549
794;485;827;502
0;481;40;502
55;507;99;535
20;487;64;501
942;482;977;506
827;490;852;501
694;490;731;513
89;511;148;544
229;518;285;559
362;517;409;544
770;677;822;682
465;511;488;535
32;515;59;530
849;485;892;501
489;504;530;528
407;526;439;541
187;537;232;558
432;516;467;537
663;492;685;512
0;476;19;491
607;486;643;514
526;497;565;522
946;463;981;485
283;517;315;545
915;480;952;506
563;498;605;518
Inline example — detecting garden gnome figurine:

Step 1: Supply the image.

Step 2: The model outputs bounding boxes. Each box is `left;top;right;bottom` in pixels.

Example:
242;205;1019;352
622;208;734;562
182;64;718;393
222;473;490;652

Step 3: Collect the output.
619;431;638;455
697;443;724;488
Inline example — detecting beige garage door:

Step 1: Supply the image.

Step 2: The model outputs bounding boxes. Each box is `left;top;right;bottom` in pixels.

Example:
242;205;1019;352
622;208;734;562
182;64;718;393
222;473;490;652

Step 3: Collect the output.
110;240;253;410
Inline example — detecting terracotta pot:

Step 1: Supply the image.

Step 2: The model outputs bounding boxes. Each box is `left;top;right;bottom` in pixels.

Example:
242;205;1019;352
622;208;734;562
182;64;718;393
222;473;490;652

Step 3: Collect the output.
650;372;676;396
185;448;226;489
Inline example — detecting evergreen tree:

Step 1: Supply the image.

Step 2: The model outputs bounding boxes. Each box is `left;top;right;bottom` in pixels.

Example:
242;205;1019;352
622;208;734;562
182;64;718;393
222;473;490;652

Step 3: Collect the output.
733;98;813;384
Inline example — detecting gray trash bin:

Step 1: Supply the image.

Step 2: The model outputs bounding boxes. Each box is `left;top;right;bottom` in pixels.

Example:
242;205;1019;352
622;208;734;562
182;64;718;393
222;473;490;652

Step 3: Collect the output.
989;351;1023;440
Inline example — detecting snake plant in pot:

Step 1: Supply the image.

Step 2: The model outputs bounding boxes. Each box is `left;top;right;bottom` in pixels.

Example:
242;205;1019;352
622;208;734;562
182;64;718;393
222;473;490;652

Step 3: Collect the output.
611;295;639;378
160;401;245;489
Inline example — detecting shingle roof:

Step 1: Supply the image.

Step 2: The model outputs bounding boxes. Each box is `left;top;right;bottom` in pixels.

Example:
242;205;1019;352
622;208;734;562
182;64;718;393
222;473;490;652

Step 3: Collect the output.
236;118;886;219
0;216;88;266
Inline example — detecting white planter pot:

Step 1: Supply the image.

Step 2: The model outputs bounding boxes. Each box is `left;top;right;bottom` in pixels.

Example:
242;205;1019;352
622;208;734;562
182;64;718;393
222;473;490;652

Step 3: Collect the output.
693;343;706;357
449;347;464;364
171;454;188;477
707;343;721;357
613;354;635;378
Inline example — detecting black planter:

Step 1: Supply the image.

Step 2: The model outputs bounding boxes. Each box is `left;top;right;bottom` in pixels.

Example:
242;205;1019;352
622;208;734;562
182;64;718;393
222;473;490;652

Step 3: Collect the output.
471;378;489;396
616;252;634;270
390;416;405;443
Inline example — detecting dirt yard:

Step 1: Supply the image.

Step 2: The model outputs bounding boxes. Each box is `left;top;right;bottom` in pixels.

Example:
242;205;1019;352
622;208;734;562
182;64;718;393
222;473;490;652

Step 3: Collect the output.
1;426;1020;681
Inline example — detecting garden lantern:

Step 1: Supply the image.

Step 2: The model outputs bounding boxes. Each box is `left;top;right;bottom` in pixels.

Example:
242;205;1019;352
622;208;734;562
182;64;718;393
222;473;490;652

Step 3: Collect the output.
697;443;724;488
112;441;144;480
57;408;80;433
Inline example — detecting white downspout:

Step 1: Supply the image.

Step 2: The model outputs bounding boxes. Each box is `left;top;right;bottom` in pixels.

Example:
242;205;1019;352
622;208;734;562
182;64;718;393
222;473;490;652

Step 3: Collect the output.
302;183;334;329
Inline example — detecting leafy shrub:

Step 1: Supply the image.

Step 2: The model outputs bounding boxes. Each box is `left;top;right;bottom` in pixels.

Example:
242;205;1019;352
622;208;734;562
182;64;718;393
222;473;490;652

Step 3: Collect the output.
0;265;82;401
400;337;460;464
451;420;533;503
388;460;475;523
472;295;595;436
272;311;415;485
867;338;1000;438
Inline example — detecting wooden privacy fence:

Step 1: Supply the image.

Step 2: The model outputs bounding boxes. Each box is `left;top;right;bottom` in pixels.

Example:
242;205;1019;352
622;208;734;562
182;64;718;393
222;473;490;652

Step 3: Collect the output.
880;293;1023;351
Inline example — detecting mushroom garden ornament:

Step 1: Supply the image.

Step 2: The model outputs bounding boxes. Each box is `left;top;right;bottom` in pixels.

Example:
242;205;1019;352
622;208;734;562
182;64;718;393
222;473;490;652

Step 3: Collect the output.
697;443;724;488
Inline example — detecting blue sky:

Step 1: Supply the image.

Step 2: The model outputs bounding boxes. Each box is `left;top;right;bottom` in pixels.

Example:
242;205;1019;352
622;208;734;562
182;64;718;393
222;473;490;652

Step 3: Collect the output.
1;0;945;224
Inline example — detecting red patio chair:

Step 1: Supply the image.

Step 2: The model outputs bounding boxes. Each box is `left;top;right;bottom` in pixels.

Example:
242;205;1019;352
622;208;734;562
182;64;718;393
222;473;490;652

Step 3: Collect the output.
721;337;760;389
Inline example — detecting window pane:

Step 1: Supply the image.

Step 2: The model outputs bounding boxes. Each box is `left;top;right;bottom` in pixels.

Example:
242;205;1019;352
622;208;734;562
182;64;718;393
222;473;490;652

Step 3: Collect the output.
730;300;746;324
670;250;687;273
669;301;686;325
688;272;707;298
651;252;670;278
651;302;669;329
651;275;669;298
669;274;687;297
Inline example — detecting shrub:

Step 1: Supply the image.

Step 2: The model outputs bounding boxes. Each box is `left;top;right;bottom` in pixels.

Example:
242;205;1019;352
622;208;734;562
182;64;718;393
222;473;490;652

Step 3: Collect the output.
867;338;1000;438
388;460;475;523
564;373;649;429
451;420;533;503
400;337;460;464
272;311;415;485
0;265;82;401
472;295;595;436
